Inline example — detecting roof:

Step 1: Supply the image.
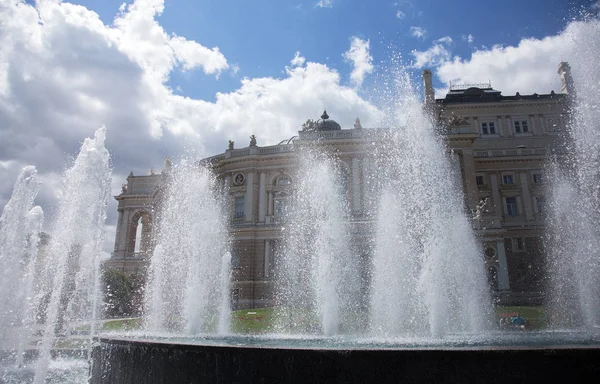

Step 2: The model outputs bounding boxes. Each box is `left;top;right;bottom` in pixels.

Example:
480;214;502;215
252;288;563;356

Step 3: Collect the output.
437;87;567;104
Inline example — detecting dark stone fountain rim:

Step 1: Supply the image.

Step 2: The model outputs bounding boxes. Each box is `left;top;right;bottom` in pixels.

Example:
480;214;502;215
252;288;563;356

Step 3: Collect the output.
94;331;600;351
91;336;600;384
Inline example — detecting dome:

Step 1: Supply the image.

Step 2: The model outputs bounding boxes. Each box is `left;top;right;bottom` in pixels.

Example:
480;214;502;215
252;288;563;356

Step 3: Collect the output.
316;110;341;131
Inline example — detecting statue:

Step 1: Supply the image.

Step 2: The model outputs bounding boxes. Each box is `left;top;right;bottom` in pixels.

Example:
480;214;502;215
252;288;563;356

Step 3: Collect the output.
301;119;316;131
250;134;257;146
121;184;128;193
164;156;172;169
354;117;362;129
228;140;234;150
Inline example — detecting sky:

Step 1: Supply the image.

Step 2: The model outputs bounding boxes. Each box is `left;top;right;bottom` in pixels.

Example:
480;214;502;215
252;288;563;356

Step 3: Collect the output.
1;0;599;253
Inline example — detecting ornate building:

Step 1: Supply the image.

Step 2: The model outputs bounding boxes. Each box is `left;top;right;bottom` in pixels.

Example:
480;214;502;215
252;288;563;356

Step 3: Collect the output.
107;63;572;308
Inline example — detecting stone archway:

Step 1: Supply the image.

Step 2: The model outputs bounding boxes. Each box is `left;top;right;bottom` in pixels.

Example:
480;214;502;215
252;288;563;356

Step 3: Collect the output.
126;210;153;255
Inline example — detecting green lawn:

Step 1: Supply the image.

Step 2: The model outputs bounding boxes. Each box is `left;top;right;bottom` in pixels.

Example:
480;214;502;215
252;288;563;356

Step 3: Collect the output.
495;306;547;329
97;306;549;333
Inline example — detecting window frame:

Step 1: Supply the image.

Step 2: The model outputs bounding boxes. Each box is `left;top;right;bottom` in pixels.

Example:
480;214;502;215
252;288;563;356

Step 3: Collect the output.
234;196;245;218
505;196;518;216
475;175;485;186
481;121;497;135
513;119;530;134
502;174;515;185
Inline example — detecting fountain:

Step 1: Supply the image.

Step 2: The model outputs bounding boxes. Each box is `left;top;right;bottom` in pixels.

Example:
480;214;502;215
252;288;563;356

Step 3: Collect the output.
0;128;111;383
89;61;600;383
2;18;600;383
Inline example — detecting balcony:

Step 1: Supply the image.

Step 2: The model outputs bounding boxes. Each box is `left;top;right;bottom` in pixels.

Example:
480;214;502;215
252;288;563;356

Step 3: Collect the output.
473;148;546;158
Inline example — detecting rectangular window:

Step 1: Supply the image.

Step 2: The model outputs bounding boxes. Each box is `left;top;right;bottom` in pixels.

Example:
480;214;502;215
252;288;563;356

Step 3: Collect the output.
514;120;529;133
481;122;496;135
234;196;245;218
506;197;518;216
502;174;514;184
532;173;543;184
476;175;485;185
536;196;545;213
274;199;289;221
513;238;526;251
231;250;241;268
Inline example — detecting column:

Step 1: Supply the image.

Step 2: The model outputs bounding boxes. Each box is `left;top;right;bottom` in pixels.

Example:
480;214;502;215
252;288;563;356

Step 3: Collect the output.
473;118;479;134
519;172;533;221
461;149;477;212
529;115;537;135
538;114;546;134
496;116;503;136
497;240;510;290
505;116;513;136
114;209;124;252
267;191;273;216
352;158;362;213
245;171;254;222
258;172;267;223
362;157;371;211
264;240;271;278
490;173;502;217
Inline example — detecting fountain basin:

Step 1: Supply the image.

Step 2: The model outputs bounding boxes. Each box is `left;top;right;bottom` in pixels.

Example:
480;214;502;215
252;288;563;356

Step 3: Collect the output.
91;334;600;383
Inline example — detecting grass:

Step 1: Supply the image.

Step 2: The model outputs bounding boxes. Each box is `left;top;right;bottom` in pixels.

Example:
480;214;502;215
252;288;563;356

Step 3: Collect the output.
94;306;549;334
495;306;547;329
230;308;276;334
102;318;143;331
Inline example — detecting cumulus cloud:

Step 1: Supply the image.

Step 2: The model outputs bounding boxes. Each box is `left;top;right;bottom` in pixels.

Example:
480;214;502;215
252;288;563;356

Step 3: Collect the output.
410;36;453;68
316;0;333;8
0;0;381;250
342;37;374;87
410;26;426;39
290;51;306;67
434;19;600;96
396;10;405;19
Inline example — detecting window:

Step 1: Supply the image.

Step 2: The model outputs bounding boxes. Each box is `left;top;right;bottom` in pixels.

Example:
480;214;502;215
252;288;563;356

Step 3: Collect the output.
274;199;289;221
513;237;526;251
514;120;529;133
476;175;485;185
502;174;514;184
481;122;496;135
536;196;546;213
231;250;241;268
532;173;543;184
506;197;518;216
277;177;291;186
234;196;245;218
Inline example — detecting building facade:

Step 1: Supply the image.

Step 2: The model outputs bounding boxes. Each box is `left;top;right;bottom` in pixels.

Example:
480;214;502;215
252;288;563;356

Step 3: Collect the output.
107;63;573;308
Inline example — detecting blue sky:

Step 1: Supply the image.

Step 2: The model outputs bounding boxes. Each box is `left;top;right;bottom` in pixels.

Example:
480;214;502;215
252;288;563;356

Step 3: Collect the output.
53;0;587;101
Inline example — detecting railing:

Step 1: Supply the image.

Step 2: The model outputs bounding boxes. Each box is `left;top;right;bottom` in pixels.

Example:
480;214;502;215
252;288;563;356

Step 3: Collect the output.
258;144;294;154
474;148;546;158
230;149;250;158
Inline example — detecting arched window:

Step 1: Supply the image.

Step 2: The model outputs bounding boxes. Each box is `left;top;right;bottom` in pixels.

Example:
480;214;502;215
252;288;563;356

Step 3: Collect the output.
128;211;152;255
277;176;291;186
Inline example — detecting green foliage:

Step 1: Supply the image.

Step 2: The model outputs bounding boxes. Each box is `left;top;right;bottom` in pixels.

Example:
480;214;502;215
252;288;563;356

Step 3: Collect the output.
102;268;145;318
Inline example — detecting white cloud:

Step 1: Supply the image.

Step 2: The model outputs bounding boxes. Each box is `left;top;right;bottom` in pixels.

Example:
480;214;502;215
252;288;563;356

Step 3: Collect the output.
342;37;374;88
410;26;426;39
0;0;381;251
290;51;306;67
434;20;600;96
316;0;333;8
435;36;453;45
396;10;405;19
467;34;474;43
411;43;451;68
